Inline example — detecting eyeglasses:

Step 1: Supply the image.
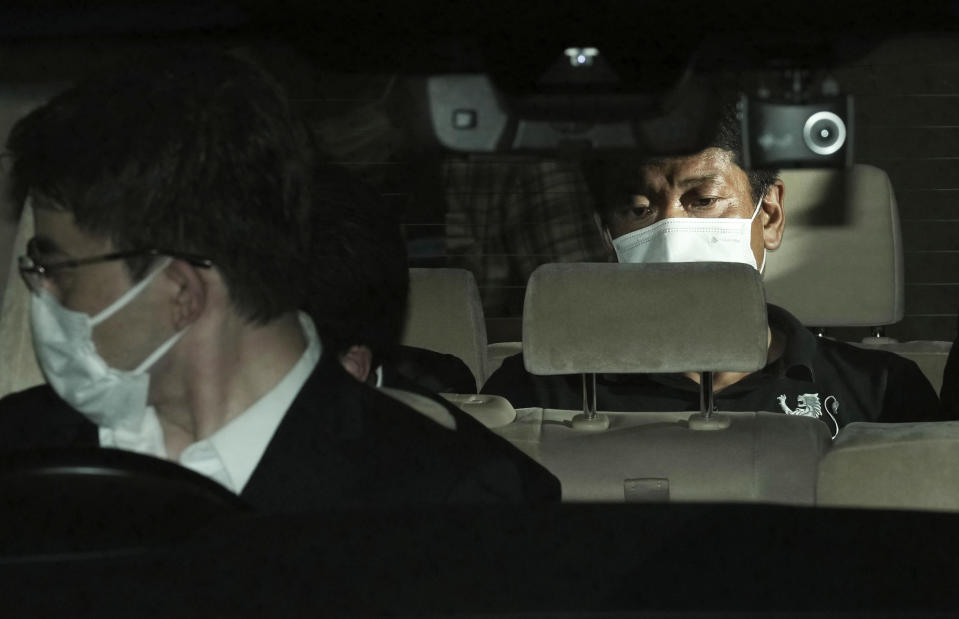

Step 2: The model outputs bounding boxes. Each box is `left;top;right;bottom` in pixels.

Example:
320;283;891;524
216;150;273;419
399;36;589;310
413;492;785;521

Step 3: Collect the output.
18;237;214;293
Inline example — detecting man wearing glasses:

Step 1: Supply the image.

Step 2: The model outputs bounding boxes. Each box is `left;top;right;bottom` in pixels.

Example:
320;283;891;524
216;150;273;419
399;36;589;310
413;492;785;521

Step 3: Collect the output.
0;48;558;508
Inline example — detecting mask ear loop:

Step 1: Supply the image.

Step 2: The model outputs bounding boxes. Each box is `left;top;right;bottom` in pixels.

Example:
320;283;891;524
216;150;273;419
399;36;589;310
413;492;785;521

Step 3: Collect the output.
750;190;765;221
594;211;619;262
89;258;172;327
753;186;768;273
131;328;188;374
90;257;187;374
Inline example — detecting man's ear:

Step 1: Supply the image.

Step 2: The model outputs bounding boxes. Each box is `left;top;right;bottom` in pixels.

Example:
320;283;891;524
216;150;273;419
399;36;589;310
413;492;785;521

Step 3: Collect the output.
340;345;373;383
594;212;617;262
761;179;786;251
163;259;208;330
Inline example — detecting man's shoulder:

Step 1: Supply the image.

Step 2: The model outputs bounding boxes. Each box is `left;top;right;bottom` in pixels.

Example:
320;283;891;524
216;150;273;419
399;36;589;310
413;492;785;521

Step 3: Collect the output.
389;345;477;393
481;352;529;401
767;304;917;372
0;384;73;419
287;358;513;466
267;359;542;504
368;386;560;503
814;337;924;372
482;352;576;410
809;336;944;421
0;385;96;450
485;351;527;382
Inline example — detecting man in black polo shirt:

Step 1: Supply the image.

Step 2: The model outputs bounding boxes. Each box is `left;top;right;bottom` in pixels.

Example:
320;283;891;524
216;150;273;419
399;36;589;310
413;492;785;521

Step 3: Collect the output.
482;111;946;435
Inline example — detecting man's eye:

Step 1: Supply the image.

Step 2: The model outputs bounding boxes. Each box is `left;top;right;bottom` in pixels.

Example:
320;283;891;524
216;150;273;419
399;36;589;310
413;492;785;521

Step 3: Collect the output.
691;197;720;208
620;205;652;219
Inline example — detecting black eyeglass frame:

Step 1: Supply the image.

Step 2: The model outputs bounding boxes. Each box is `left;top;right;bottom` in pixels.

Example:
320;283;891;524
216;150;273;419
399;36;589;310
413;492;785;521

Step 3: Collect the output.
18;237;213;290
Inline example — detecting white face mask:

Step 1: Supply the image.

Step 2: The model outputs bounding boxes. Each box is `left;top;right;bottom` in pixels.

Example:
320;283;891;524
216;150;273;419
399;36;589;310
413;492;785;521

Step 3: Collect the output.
608;195;767;272
29;258;186;430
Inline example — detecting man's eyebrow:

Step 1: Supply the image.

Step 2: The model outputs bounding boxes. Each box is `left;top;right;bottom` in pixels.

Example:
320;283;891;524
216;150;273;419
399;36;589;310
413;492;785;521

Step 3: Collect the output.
677;174;724;188
30;235;67;257
629;173;726;197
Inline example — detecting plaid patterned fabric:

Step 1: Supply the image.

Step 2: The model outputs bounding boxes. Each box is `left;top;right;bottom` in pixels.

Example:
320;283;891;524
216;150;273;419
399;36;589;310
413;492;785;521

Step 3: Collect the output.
444;157;608;316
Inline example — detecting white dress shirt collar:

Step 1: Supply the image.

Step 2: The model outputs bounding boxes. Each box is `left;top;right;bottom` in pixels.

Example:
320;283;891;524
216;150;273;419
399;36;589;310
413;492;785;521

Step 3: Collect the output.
100;311;322;493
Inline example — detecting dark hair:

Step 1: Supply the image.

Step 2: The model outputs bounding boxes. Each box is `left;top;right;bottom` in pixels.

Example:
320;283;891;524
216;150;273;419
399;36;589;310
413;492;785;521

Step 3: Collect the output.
6;47;317;324
583;102;779;222
304;163;409;362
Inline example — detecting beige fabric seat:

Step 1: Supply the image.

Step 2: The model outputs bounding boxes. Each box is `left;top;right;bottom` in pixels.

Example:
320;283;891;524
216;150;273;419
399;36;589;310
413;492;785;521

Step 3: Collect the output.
765;165;904;328
765;164;950;391
818;421;959;511
493;262;832;505
497;408;829;504
762;168;958;511
440;393;515;429
402;268;488;389
0;87;62;399
0;202;43;399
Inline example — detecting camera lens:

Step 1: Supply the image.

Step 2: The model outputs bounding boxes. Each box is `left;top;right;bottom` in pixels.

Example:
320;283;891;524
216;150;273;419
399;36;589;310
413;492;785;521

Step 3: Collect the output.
803;111;846;155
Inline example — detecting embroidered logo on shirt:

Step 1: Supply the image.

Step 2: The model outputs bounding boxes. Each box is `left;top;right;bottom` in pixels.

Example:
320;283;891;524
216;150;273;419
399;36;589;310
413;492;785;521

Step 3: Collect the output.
777;393;840;438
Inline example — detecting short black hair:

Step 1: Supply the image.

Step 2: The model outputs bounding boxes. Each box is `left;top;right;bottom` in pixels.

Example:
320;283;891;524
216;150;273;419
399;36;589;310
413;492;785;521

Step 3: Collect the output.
304;163;409;363
6;47;317;324
583;102;779;222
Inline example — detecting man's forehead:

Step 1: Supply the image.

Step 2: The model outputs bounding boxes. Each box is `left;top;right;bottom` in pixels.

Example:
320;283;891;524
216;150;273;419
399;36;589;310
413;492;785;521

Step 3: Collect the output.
636;148;743;191
31;198;112;256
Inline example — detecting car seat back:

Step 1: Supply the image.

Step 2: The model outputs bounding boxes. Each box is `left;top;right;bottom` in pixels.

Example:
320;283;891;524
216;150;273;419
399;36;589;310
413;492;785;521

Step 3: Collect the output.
819;421;959;511
402;268;489;388
765;164;904;328
767;164;950;390
494;262;831;505
0;202;43;399
494;408;830;504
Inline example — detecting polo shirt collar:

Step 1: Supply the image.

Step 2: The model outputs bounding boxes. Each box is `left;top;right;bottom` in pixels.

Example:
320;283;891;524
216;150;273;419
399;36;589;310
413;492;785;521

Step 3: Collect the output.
766;304;817;382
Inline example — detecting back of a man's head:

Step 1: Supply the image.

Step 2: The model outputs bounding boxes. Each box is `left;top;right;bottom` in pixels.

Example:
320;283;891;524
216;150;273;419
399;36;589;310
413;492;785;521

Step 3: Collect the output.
6;47;317;324
305;163;410;365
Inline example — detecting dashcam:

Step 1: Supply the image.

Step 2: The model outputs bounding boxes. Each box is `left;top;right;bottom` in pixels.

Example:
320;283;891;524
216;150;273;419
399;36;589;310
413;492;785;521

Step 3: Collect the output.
739;95;854;169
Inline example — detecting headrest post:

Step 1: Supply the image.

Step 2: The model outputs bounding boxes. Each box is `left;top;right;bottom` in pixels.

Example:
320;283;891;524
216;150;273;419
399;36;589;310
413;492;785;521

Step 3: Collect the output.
572;372;609;431
689;370;730;431
591;373;597;417
580;373;598;420
581;373;589;419
700;371;715;420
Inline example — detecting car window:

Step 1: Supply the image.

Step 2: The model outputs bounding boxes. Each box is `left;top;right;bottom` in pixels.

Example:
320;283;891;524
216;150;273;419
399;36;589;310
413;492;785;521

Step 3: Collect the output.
0;4;958;614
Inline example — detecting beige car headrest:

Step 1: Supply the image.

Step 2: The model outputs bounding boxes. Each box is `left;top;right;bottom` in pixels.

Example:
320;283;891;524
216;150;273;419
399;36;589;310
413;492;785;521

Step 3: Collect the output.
764;164;903;327
401;268;488;388
0;202;44;398
523;262;768;375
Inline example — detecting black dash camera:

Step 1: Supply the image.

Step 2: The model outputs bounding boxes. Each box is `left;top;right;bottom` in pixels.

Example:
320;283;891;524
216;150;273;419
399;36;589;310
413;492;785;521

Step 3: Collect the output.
740;95;854;169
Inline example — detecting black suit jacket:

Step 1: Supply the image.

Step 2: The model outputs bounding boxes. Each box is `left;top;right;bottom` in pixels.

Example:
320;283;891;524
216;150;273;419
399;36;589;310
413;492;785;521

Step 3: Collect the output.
0;356;559;511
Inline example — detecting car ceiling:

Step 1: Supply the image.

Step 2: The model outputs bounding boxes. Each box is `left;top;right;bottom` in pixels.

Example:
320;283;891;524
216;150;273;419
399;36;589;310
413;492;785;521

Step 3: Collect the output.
0;0;957;76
